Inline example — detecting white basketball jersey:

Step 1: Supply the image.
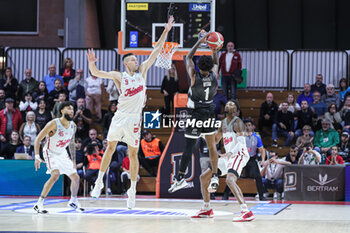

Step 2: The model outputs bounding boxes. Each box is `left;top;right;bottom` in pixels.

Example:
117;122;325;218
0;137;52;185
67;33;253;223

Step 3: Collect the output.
117;71;146;114
43;119;74;155
222;117;238;155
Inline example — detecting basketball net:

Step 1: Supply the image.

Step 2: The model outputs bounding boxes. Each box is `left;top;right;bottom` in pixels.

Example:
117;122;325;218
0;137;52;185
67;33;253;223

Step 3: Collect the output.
152;42;178;70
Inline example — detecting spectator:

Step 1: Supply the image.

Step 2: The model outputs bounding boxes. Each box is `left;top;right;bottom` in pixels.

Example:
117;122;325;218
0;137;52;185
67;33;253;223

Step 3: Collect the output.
59;57;75;88
0;89;6;110
314;118;340;156
285;145;300;164
321;84;340;109
258;92;278;137
73;98;92;140
106;79;119;105
213;87;227;120
0;67;18;100
18;68;38;101
297;83;313;105
338;131;350;163
52;91;67;118
33;81;49;102
84;140;104;186
261;151;290;200
15;135;34;159
139;130;164;177
294;100;317;138
279;93;300;113
309;91;327;118
271;102;294;147
34;99;52;130
121;149;140;195
298;143;322;165
296;125;313;151
161;64;179;115
47;78;68;107
19;111;40;146
0;130;21;159
325;146;344;165
75;137;85;178
324;103;342;131
0;98;23;140
43;64;63;93
85;75;103;121
244;119;266;201
109;142;128;194
19;92;38;119
219;41;242;100
340;96;350;131
82;128;102;151
102;102;116;137
68;69;85;102
311;74;326;96
339;78;350;105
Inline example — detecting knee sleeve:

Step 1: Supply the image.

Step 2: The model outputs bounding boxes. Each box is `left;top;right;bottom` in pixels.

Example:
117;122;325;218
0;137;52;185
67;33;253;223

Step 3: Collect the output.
179;138;197;173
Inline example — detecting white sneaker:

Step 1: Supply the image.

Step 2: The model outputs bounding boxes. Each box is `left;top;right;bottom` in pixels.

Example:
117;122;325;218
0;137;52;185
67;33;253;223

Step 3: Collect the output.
263;192;270;198
273;192;278;200
67;199;85;212
126;189;136;209
90;180;104;198
207;176;219;193
281;192;284;200
168;178;188;193
255;193;259;200
33;202;48;214
232;210;255;222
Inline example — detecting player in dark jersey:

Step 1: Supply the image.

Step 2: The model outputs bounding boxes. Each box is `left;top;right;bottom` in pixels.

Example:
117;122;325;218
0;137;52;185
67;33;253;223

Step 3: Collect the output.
168;32;220;193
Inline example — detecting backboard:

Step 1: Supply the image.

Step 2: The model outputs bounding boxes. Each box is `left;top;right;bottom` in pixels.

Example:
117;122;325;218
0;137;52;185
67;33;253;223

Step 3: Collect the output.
119;0;216;60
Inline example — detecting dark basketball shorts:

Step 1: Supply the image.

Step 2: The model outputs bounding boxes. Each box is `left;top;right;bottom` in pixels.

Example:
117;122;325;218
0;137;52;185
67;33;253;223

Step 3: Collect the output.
184;107;218;139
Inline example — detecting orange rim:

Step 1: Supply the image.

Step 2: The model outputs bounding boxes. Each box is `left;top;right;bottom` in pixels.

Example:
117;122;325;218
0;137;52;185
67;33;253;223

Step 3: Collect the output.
152;41;179;53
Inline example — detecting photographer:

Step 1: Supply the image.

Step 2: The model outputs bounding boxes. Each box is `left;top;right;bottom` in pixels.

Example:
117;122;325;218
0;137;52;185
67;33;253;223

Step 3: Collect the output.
74;98;92;140
84;140;104;186
298;143;322;165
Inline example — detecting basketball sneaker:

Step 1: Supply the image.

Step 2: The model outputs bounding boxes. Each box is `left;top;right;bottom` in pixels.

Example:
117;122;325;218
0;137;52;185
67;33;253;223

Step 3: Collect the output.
168;178;188;193
90;180;104;198
33;202;48;214
232;210;255;222
191;209;214;218
67;199;85;212
126;188;136;209
207;176;219;193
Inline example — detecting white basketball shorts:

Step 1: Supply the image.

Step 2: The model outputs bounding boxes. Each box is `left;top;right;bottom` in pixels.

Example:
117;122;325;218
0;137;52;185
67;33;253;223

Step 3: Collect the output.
43;150;76;176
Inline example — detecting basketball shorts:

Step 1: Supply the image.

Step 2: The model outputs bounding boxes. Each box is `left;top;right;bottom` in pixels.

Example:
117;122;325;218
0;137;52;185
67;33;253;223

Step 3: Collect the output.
219;147;250;177
184;107;217;139
43;150;76;176
107;111;142;147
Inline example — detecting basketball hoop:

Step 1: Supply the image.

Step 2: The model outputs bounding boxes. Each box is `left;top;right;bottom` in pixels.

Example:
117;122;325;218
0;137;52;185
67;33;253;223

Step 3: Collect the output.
152;42;179;70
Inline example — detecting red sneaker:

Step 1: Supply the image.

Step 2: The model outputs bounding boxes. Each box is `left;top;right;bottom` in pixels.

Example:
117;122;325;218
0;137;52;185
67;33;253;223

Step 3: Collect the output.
232;210;255;222
191;209;214;218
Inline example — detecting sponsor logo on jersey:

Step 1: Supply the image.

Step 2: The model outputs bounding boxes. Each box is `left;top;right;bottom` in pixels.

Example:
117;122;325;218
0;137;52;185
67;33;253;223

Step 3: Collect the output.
224;137;233;146
124;85;144;97
56;139;71;148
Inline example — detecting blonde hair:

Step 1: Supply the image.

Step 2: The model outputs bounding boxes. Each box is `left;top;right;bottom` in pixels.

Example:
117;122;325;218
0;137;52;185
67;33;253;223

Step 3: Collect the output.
26;111;36;122
167;64;178;82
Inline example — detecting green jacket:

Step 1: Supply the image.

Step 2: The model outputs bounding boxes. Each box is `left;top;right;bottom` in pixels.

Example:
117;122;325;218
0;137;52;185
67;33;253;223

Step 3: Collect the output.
314;128;340;148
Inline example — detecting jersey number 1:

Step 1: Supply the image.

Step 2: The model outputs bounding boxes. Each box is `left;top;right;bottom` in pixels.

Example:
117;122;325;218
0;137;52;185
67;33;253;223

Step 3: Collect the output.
204;87;209;101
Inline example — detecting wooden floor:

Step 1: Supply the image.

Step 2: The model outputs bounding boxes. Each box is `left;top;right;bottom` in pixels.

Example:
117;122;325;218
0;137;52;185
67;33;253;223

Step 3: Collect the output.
0;196;349;233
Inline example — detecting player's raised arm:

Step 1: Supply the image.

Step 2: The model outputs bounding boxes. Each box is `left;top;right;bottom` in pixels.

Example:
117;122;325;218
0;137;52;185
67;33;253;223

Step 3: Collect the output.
186;32;209;86
211;48;219;77
86;48;122;83
34;120;56;171
139;15;175;76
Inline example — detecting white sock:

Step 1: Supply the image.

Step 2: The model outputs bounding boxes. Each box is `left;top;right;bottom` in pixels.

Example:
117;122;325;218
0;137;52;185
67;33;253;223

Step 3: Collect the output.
70;196;77;203
97;171;105;183
240;204;248;212
38;196;45;204
130;181;136;191
203;202;211;210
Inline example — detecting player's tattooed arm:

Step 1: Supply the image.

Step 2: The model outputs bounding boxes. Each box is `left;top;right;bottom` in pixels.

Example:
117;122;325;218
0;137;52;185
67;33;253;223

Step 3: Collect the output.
69;123;77;167
86;48;122;83
233;118;246;137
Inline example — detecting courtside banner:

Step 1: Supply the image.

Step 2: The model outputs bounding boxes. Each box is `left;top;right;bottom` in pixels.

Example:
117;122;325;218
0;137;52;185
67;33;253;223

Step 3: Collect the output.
284;165;345;201
157;94;202;198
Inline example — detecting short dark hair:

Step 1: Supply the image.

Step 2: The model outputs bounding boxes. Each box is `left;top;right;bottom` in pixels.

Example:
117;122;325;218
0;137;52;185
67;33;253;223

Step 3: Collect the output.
58;90;67;96
54;78;62;83
122;53;134;62
59;101;74;113
243;118;255;125
290;145;297;150
197;56;214;71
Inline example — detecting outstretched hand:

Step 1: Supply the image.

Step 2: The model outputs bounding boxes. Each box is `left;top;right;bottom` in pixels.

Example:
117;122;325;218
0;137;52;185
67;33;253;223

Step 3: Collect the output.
164;15;175;32
86;48;99;63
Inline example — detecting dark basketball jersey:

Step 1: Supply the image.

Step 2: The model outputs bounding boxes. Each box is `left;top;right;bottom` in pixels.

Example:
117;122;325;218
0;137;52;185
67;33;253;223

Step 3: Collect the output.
187;71;218;109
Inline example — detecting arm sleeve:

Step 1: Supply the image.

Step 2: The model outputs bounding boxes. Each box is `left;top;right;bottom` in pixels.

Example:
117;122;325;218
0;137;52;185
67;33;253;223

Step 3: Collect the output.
256;134;263;148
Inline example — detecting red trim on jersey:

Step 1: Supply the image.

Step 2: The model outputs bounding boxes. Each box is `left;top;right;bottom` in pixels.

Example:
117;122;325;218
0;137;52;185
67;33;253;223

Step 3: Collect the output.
46;150;51;169
231;154;239;169
235;155;243;171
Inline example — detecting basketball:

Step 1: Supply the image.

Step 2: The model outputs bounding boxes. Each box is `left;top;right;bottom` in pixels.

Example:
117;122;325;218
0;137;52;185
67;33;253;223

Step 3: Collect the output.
206;32;224;50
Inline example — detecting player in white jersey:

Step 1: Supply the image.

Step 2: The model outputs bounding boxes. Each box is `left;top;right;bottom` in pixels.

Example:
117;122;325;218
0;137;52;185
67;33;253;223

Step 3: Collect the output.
85;16;174;209
33;102;84;213
191;101;254;222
